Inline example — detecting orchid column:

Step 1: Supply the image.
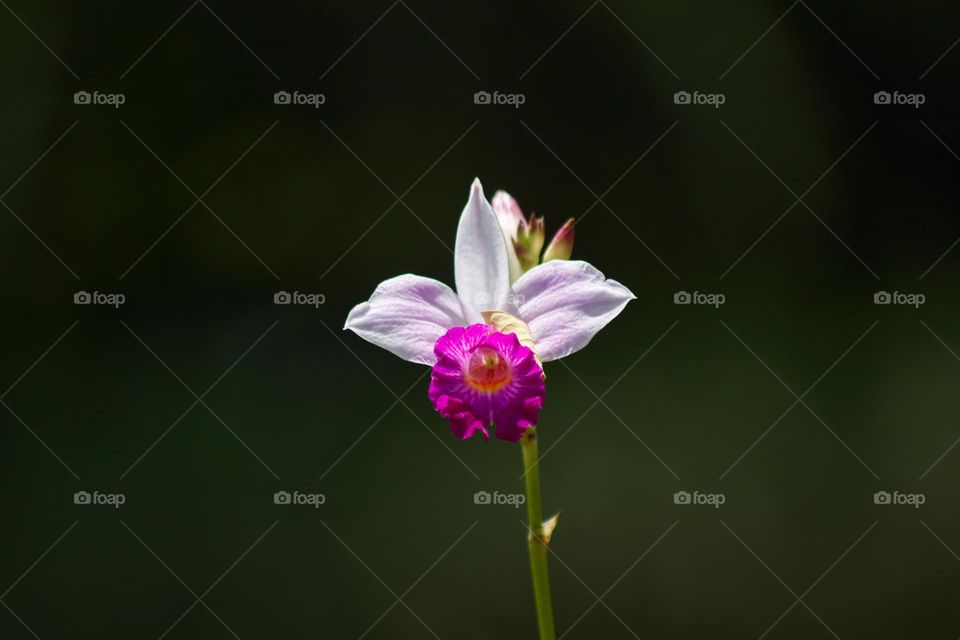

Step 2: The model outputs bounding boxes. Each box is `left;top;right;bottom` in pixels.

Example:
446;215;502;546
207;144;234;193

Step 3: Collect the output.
345;179;634;638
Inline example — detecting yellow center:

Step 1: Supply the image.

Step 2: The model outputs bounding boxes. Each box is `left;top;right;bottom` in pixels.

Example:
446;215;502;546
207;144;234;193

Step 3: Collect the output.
464;346;512;393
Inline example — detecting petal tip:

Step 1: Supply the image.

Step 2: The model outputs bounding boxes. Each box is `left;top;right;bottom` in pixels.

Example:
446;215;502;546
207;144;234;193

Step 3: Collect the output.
343;303;365;330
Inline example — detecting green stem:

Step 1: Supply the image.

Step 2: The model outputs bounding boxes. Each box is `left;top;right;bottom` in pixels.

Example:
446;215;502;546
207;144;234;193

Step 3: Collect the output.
521;427;556;640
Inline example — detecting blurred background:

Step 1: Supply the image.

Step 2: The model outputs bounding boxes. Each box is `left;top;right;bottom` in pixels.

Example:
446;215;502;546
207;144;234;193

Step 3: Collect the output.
2;1;960;637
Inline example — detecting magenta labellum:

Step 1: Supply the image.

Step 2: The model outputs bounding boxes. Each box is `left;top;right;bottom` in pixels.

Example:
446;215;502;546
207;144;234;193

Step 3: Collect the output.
428;324;545;442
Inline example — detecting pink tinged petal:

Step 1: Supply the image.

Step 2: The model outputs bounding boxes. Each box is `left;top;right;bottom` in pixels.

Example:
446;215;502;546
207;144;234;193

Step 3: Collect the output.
429;324;545;443
344;274;466;365
492;191;525;284
491;190;525;239
511;260;635;362
455;179;511;322
542;217;575;263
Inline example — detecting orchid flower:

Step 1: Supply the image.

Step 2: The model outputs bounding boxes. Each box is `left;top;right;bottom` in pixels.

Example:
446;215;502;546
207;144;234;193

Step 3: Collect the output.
345;178;633;640
344;178;634;441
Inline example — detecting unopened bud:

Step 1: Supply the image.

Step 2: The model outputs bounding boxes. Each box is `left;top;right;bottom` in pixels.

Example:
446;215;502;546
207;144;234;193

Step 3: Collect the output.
514;215;545;272
542;218;574;263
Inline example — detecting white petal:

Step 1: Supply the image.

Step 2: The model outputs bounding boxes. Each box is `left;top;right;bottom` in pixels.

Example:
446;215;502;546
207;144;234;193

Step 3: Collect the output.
454;179;511;321
512;260;635;361
344;274;466;365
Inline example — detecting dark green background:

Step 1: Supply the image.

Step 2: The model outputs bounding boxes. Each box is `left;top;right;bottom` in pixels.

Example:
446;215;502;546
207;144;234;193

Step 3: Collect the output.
2;1;960;638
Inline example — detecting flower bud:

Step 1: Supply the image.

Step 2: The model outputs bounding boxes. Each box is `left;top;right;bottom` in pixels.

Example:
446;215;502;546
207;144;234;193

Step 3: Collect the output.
514;215;545;272
542;218;574;263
